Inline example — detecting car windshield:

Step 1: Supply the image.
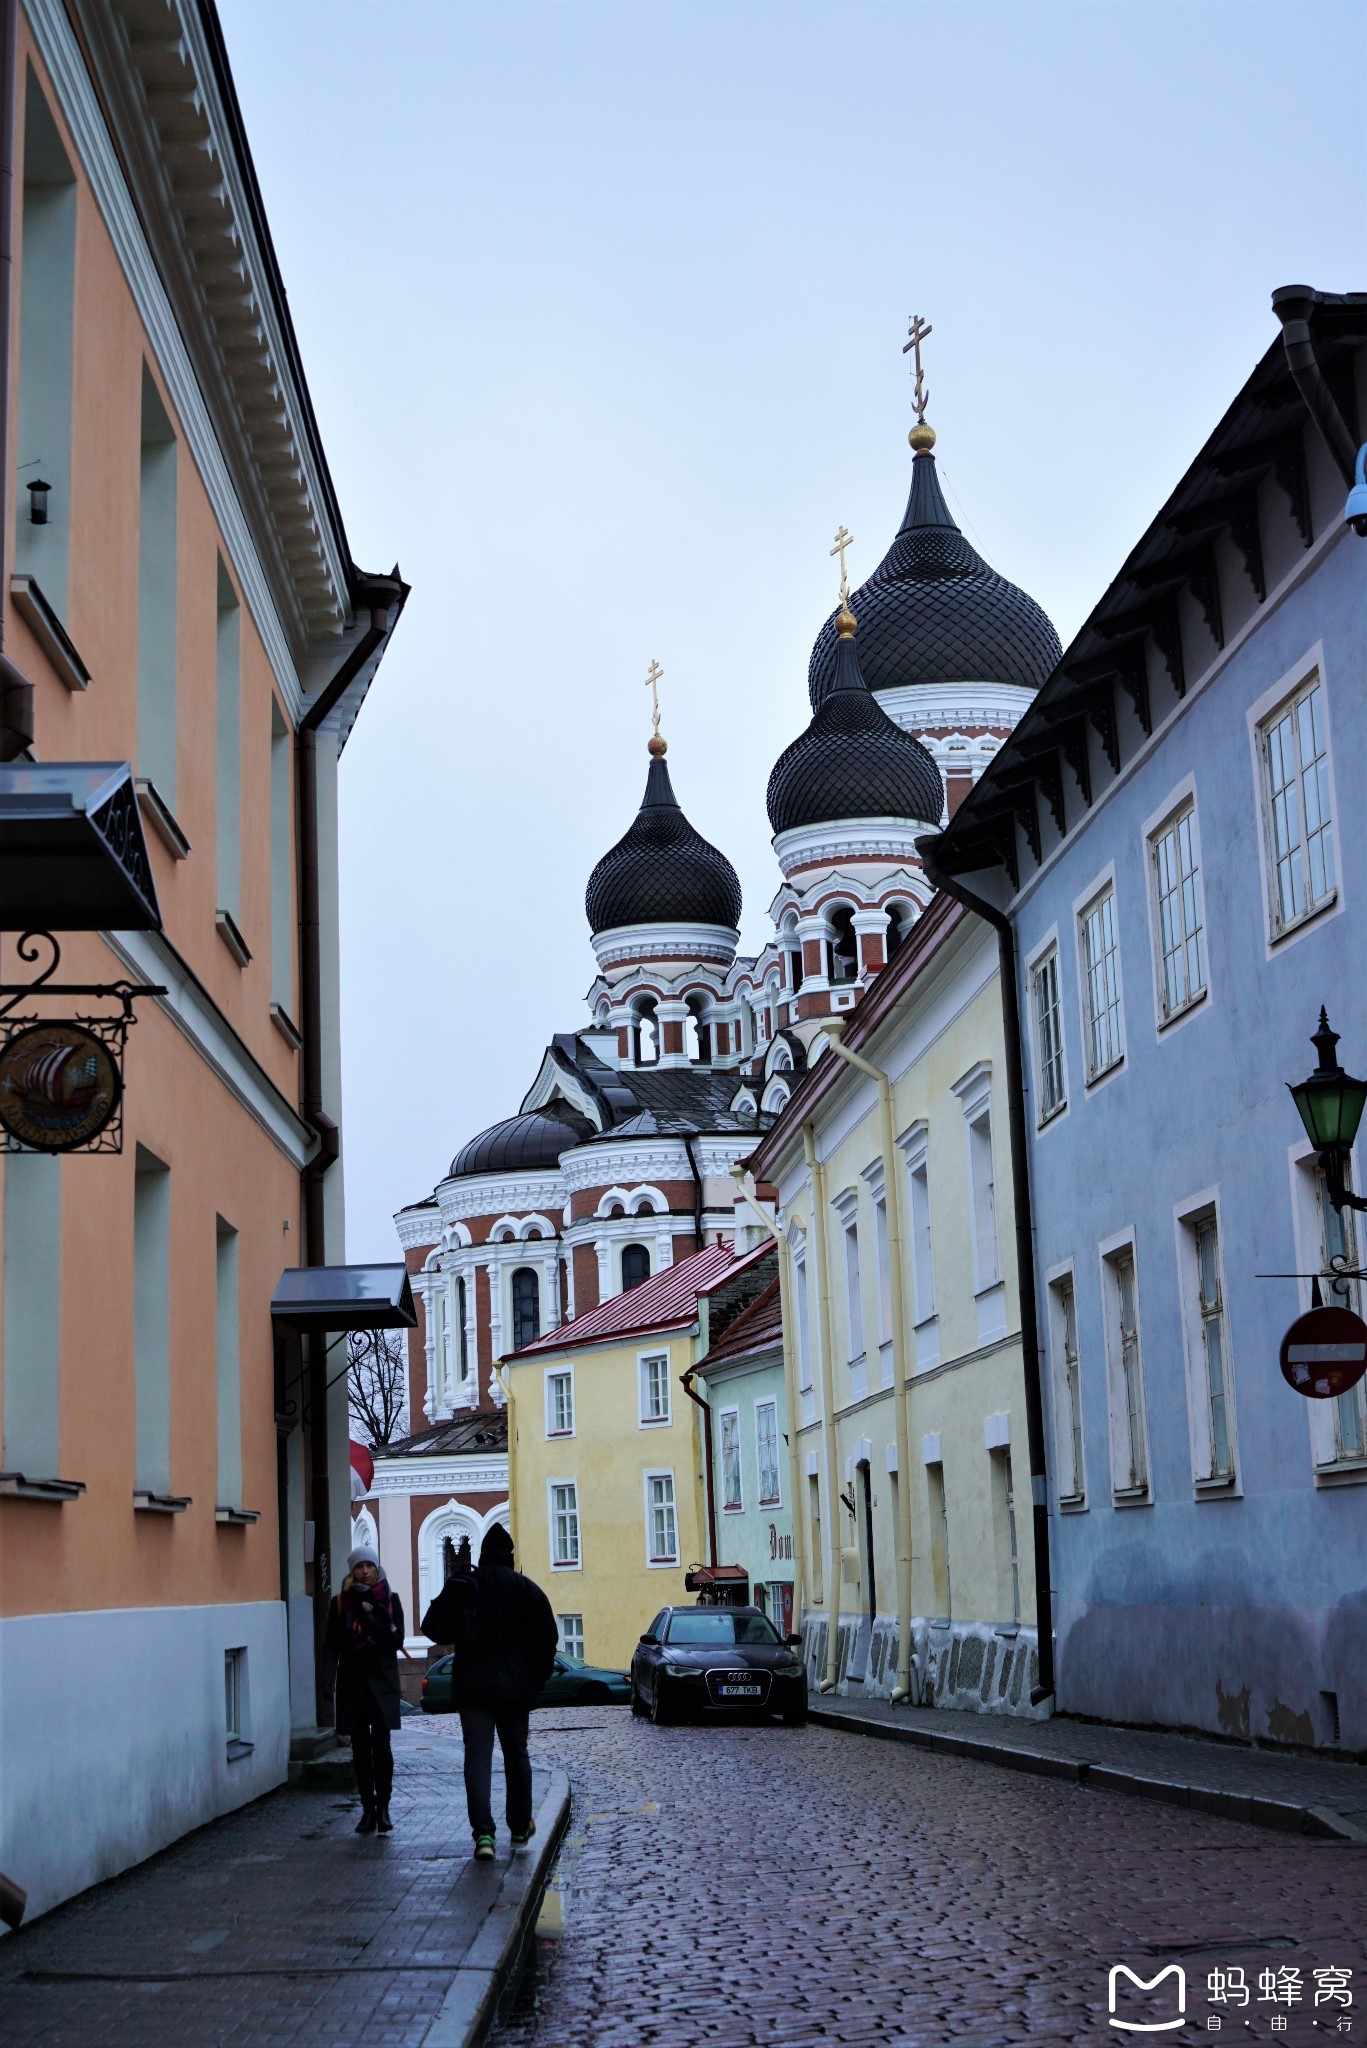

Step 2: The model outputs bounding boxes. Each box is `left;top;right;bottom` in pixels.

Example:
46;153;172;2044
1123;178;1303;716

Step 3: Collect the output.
665;1611;782;1646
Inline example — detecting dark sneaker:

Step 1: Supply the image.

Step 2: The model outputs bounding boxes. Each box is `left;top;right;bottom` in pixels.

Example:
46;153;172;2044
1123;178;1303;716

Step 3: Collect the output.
473;1833;496;1861
510;1820;536;1847
355;1808;377;1835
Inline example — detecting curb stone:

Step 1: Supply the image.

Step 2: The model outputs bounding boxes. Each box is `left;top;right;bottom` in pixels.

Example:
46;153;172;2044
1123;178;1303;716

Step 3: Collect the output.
808;1707;1367;1842
419;1768;571;2048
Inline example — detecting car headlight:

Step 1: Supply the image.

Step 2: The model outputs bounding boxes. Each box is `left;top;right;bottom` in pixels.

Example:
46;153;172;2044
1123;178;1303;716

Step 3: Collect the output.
664;1663;701;1679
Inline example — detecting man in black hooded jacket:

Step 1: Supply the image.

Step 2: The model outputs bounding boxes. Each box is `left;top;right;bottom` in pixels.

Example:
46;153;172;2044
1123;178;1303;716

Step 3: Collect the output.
422;1523;557;1859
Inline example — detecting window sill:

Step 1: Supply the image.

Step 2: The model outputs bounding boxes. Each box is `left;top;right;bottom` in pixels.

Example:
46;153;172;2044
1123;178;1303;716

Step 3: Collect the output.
1057;1492;1087;1512
722;1504;744;1515
133;1491;191;1514
1193;1472;1237;1496
1037;1101;1068;1131
758;1496;782;1510
215;1506;261;1525
550;1560;582;1572
215;909;252;967
136;779;191;860
1084;1056;1126;1091
1270;890;1338;946
1315;1457;1367;1488
993;1625;1020;1640
1157;987;1208;1032
638;1416;670;1429
0;1471;86;1502
11;572;92;691
647;1558;680;1569
1111;1485;1151;1507
545;1429;574;1440
226;1739;255;1764
270;1002;303;1052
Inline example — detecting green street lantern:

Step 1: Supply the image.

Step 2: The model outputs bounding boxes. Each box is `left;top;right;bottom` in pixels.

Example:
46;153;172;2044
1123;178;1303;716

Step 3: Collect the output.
1289;1009;1367;1212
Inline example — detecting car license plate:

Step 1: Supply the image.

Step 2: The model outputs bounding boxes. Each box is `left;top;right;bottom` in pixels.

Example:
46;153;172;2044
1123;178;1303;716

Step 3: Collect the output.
718;1683;762;1696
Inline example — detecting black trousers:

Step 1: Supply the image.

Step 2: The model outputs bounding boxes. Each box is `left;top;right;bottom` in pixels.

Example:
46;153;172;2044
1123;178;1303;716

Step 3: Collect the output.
350;1691;394;1811
458;1704;532;1838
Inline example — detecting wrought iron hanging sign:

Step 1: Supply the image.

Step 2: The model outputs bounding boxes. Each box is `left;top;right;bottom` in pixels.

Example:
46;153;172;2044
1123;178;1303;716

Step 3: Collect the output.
0;932;163;1155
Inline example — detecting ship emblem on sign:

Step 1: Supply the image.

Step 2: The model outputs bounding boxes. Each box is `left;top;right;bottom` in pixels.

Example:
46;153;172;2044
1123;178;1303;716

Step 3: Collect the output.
1279;1303;1367;1401
0;1022;121;1152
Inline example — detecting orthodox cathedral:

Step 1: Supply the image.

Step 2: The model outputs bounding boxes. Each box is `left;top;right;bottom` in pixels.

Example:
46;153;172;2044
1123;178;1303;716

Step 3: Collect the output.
369;370;1062;1644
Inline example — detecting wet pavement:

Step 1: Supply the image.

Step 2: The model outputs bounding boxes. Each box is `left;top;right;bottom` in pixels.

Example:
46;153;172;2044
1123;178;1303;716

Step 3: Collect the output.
490;1706;1367;2048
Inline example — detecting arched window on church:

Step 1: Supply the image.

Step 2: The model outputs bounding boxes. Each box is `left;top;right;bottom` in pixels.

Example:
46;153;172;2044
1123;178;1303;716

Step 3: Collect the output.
511;1267;541;1350
455;1275;469;1385
885;901;914;965
622;1242;651;1291
829;906;858;984
685;996;711;1065
634;999;659;1067
441;1533;471;1581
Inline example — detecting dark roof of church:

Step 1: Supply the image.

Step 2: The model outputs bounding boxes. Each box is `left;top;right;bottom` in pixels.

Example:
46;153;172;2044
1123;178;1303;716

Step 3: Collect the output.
808;446;1061;706
584;750;742;936
448;1106;594;1180
379;1410;508;1460
767;616;944;835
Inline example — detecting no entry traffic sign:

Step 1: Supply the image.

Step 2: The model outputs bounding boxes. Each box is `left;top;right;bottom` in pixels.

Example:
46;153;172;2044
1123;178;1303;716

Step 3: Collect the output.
1279;1303;1367;1400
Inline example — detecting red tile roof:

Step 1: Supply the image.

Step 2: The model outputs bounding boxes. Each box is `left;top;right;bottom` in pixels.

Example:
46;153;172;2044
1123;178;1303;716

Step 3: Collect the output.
695;1276;783;1373
505;1239;773;1361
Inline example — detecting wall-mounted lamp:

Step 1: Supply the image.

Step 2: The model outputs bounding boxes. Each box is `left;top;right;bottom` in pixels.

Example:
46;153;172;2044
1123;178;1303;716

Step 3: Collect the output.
27;477;50;526
1288;1008;1367;1213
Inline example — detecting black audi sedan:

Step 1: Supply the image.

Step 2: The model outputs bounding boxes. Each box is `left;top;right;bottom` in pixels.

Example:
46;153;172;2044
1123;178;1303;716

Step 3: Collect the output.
630;1605;808;1725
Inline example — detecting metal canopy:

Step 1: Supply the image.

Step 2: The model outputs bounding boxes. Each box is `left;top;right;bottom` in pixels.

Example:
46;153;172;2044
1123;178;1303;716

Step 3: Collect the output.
271;1263;417;1333
0;762;161;932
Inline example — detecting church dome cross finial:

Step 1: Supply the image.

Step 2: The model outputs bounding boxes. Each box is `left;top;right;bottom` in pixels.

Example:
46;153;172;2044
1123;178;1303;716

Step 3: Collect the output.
904;312;936;452
830;524;857;636
643;658;666;756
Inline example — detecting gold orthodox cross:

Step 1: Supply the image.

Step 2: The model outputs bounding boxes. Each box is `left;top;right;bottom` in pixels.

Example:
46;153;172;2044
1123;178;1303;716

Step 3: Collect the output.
903;313;933;420
829;525;854;606
643;659;664;738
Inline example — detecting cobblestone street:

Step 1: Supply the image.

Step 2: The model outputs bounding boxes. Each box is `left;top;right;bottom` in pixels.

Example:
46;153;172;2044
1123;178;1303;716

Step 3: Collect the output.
495;1709;1367;2048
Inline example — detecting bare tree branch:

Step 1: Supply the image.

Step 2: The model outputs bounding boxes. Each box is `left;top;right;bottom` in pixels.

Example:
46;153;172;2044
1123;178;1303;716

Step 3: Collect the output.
347;1328;408;1449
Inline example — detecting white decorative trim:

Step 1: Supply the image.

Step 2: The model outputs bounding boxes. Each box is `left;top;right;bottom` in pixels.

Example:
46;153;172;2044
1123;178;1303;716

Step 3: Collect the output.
394;1207;439;1253
370;1461;508;1495
773;819;931;877
102;927;311;1165
591;921;739;971
877;681;1034;734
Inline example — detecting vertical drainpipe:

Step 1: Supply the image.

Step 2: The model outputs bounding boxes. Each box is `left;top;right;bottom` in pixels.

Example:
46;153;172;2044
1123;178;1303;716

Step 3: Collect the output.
821;1023;917;1704
729;1166;805;1636
918;842;1054;1705
0;0;35;763
680;1362;717;1568
296;595;394;1722
803;1123;842;1693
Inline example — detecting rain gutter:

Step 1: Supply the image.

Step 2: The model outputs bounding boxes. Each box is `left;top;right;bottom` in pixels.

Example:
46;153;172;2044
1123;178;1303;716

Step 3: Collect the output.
1272;286;1360;484
803;1121;843;1694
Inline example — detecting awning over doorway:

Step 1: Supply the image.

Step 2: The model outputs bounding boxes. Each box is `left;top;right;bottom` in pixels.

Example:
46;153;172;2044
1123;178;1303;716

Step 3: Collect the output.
271;1263;417;1333
0;761;161;931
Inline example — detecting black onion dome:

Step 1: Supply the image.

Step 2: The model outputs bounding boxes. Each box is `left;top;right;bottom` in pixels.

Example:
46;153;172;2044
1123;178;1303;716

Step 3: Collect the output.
448;1107;591;1180
768;619;944;836
808;447;1062;707
585;751;742;935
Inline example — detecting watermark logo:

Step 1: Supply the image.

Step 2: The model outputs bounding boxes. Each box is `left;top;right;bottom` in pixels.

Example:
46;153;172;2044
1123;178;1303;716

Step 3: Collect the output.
1109;1964;1187;2033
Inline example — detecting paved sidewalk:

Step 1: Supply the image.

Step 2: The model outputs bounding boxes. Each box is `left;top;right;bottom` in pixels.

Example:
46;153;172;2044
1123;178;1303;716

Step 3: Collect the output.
812;1693;1367;1839
0;1722;569;2048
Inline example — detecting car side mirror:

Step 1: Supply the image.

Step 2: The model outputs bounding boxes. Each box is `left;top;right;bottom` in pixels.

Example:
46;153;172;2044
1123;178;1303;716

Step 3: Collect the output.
786;1634;803;1647
639;1633;654;1645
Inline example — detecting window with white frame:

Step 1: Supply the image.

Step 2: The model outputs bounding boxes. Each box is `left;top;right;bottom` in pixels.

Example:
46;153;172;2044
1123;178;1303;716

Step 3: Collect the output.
646;1471;678;1564
456;1275;470;1384
905;1142;936;1322
720;1409;742;1509
1260;674;1336;937
1192;1213;1233;1482
756;1400;781;1506
545;1368;574;1438
639;1350;671;1425
1319;1173;1367;1462
558;1614;584;1661
1150;802;1207;1021
550;1481;580;1568
1105;1245;1148;1495
793;1253;813;1393
842;1214;864;1361
1049;1271;1085;1504
872;1183;893;1345
966;1108;999;1292
1079;886;1124;1080
1032;945;1067;1121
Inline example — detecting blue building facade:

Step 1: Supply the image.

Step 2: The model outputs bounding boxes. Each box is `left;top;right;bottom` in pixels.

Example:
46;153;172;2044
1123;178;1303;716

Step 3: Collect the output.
928;288;1367;1751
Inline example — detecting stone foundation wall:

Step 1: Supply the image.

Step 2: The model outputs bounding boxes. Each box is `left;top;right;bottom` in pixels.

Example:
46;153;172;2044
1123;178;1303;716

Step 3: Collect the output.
801;1610;1048;1720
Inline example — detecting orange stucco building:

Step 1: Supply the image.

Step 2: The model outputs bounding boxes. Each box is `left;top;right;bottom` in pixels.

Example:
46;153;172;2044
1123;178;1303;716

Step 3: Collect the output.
0;0;403;1921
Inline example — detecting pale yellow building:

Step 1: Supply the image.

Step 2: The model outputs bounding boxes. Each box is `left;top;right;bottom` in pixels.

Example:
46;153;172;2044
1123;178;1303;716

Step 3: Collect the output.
749;891;1047;1716
502;1240;774;1672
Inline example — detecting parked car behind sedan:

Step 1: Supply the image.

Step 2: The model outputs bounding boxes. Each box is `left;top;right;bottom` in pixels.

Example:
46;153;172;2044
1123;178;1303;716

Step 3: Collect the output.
421;1649;631;1713
631;1606;807;1725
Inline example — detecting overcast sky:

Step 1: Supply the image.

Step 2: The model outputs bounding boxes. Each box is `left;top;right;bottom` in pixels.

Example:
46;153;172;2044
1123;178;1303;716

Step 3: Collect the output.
218;0;1366;1263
